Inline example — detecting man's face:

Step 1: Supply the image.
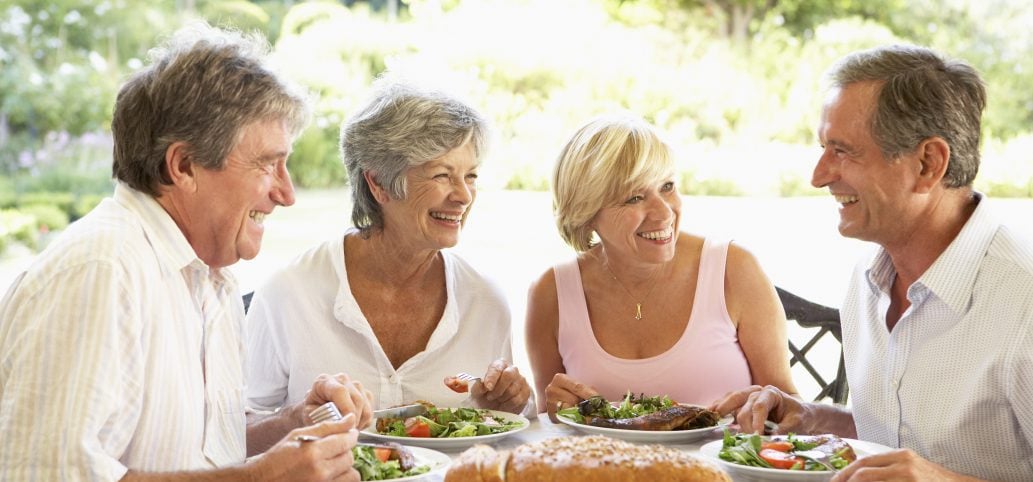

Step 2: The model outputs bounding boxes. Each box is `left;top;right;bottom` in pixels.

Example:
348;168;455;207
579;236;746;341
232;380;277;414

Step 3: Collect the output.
812;82;921;246
186;119;295;268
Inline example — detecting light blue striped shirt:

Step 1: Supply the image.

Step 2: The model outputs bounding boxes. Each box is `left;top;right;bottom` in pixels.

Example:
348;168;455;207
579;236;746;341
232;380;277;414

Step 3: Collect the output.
843;194;1033;481
0;183;246;481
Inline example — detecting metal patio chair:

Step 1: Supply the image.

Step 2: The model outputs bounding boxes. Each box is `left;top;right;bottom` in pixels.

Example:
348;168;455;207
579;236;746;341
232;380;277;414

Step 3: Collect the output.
777;286;849;405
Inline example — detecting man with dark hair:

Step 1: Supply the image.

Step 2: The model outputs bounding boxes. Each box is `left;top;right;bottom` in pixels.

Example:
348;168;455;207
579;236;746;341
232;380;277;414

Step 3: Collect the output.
0;23;371;481
715;45;1033;481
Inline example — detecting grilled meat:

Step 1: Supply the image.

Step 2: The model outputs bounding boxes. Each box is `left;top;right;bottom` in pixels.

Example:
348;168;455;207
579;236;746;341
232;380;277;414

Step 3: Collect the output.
585;404;721;431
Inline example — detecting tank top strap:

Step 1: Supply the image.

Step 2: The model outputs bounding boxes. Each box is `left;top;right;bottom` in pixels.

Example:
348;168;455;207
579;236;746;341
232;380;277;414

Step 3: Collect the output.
690;238;733;327
553;258;592;344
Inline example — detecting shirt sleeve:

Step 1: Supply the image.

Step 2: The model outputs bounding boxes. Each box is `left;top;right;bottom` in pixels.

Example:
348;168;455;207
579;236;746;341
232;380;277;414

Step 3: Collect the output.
0;260;138;482
1010;322;1033;450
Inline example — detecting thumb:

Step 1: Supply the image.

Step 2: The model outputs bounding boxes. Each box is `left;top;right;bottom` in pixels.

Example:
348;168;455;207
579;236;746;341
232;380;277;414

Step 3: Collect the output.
482;359;508;391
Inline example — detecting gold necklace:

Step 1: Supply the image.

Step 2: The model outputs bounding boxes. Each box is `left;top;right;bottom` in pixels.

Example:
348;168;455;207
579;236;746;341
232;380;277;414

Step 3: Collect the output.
601;258;663;320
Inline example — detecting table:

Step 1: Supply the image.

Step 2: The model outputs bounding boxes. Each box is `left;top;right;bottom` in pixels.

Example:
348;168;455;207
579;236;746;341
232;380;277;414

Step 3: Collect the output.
420;413;720;481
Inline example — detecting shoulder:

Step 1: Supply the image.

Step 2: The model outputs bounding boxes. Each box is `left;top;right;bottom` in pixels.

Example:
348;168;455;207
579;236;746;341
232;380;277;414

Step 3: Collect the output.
444;251;508;306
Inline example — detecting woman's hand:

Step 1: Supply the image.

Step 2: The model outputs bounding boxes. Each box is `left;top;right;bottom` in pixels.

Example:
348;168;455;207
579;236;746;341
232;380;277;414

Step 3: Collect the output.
544;373;598;422
299;373;374;430
469;359;532;414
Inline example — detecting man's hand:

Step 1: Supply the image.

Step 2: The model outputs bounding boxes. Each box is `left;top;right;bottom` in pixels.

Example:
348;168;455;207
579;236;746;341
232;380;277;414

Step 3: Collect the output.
246;413;360;482
469;359;532;414
543;373;599;422
831;449;983;482
299;373;374;430
710;385;810;435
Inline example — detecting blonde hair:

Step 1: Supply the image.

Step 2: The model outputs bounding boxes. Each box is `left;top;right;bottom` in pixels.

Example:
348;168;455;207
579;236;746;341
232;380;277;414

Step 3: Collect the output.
552;114;675;252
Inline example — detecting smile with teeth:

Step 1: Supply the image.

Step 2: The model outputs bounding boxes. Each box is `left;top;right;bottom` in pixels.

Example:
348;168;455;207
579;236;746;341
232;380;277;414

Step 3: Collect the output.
638;226;674;241
249;211;266;225
430;212;463;223
834;194;859;205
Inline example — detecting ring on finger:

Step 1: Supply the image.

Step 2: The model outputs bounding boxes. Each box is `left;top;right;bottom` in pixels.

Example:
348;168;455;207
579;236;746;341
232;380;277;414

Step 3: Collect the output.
294;434;320;443
556;400;565;411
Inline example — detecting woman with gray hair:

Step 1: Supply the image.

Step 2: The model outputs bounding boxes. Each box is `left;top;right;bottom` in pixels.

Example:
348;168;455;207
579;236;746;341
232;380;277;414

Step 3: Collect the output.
245;79;533;417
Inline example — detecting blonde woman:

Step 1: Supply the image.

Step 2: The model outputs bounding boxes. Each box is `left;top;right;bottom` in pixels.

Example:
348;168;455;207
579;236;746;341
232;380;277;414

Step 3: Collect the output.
525;114;797;421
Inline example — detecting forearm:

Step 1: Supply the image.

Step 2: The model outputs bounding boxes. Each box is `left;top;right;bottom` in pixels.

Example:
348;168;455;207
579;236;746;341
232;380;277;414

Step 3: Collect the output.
246;406;302;456
121;466;254;482
801;402;856;438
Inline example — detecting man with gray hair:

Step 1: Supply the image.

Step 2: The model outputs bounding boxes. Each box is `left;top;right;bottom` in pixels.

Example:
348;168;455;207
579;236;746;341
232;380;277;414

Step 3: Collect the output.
0;23;371;481
714;45;1033;481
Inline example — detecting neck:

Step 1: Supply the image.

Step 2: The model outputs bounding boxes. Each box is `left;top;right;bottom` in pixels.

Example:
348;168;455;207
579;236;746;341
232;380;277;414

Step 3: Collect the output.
348;228;440;287
884;188;977;289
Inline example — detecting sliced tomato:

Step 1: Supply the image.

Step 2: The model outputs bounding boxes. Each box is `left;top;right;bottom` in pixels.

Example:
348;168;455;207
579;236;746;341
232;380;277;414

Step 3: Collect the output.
761;441;795;452
373;447;393;462
443;375;469;393
759;449;805;470
404;419;431;438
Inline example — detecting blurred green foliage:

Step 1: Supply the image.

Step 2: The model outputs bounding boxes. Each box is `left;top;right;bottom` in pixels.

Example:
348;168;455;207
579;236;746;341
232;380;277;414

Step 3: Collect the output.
1;0;1033;255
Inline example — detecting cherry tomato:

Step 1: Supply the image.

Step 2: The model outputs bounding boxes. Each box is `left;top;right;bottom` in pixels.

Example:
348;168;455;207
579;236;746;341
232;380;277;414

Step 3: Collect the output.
761;441;795;452
759;449;805;470
373;447;393;462
405;419;431;438
443;375;469;393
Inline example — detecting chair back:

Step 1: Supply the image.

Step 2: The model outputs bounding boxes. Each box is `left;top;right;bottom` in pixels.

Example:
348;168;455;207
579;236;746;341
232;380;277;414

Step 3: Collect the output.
242;291;254;314
776;287;849;405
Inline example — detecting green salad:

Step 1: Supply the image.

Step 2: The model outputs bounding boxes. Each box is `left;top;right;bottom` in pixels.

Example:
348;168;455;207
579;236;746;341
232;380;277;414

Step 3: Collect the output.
352;445;430;481
379;406;523;438
718;430;854;471
557;391;676;423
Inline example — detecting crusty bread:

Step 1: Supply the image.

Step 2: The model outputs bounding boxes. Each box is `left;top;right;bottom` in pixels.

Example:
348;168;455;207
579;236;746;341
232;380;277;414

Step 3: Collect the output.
446;435;729;482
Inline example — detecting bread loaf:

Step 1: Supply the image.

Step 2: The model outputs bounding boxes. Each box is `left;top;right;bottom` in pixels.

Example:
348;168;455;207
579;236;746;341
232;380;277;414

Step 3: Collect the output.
445;435;729;482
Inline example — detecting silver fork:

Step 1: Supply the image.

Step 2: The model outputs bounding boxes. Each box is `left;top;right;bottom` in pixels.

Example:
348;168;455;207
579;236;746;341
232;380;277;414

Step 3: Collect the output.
308;401;343;425
456;372;482;385
795;450;838;472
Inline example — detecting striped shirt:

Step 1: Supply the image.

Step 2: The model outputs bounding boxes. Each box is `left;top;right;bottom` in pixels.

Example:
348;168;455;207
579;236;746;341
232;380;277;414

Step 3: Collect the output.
0;183;246;481
842;194;1033;481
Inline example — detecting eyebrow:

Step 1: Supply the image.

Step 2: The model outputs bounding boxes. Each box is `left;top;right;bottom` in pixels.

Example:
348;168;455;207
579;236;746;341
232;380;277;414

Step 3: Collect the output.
254;150;290;164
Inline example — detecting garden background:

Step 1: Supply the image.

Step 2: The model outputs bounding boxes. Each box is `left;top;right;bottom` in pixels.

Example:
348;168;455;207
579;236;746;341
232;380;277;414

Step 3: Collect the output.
3;0;1033;401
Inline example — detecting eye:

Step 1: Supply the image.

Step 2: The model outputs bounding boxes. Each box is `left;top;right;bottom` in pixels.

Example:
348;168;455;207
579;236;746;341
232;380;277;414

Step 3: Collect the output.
625;195;644;205
433;172;451;182
465;173;478;184
660;181;675;192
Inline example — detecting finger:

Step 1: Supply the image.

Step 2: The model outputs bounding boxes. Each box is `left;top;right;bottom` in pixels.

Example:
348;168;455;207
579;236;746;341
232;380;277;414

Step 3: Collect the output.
709;386;761;415
492;377;526;410
485;367;519;401
482;359;509;391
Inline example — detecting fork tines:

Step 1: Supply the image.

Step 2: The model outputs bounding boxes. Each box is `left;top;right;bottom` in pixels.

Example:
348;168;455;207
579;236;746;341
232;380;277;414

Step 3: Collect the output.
456;372;481;382
309;401;343;425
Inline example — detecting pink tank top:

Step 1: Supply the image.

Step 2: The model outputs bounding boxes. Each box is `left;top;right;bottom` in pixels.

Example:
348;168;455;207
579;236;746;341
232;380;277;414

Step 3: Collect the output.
555;238;752;405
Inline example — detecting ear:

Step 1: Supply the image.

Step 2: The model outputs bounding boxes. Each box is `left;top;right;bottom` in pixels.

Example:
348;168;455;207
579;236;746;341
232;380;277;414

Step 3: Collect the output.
164;141;198;193
914;137;950;194
364;170;390;204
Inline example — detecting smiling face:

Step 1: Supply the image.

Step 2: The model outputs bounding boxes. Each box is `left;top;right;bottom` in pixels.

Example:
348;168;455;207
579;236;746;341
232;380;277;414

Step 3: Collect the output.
184;119;296;267
380;140;478;251
592;175;681;265
812;82;922;245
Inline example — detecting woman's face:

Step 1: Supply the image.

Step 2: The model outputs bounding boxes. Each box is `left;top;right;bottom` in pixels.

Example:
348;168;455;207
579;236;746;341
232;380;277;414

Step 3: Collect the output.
381;140;479;251
592;175;681;265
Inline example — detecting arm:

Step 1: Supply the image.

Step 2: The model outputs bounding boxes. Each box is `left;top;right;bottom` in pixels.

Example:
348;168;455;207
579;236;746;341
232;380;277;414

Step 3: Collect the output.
723;244;798;396
123;417;361;482
524;268;596;421
247;373;373;456
711;385;856;437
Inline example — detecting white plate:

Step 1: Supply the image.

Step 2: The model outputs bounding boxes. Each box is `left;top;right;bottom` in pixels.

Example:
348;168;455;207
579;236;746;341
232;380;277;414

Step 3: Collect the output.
556;412;731;443
387;446;450;481
699;437;893;482
361;409;530;451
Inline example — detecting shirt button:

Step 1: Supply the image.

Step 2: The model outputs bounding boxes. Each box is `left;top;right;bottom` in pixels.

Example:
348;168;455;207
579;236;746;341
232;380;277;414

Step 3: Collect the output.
389;374;399;383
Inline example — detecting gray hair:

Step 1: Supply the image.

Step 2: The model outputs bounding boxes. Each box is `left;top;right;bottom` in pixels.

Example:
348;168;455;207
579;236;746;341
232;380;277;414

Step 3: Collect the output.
111;22;310;196
826;44;986;188
341;79;490;233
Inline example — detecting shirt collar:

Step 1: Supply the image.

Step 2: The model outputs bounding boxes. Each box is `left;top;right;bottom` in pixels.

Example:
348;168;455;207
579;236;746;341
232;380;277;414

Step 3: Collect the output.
114;182;229;285
865;192;998;315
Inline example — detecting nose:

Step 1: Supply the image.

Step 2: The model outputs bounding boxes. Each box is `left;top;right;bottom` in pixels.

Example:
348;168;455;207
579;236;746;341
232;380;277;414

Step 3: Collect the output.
645;193;675;221
449;177;474;205
272;161;296;207
811;149;837;188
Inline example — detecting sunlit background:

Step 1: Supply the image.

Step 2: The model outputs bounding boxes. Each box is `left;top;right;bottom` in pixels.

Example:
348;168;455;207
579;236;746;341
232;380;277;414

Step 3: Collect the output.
3;0;1033;401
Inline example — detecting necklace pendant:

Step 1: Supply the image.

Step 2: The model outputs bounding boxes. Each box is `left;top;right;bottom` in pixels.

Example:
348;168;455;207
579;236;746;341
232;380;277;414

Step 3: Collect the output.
634;303;643;320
